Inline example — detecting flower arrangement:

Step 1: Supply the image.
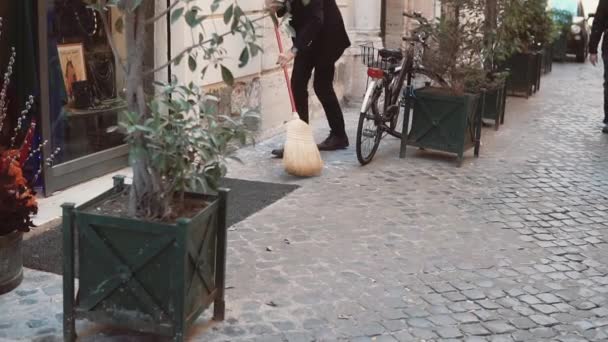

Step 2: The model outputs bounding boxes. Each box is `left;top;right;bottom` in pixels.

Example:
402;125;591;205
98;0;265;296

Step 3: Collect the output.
0;17;59;236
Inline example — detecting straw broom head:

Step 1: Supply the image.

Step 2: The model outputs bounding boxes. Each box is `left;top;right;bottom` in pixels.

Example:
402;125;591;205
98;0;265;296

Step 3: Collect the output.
283;113;323;177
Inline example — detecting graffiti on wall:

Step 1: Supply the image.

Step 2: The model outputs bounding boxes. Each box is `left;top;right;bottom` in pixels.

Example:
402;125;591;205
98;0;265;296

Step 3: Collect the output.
207;77;262;131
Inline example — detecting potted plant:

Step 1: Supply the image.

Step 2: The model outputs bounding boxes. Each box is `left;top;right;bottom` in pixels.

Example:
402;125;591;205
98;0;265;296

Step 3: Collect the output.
478;71;509;130
0;149;37;295
61;1;262;341
0;17;58;295
498;0;553;97
406;0;486;165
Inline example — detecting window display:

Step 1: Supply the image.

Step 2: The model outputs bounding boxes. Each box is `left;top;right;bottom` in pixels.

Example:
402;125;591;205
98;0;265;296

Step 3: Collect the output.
48;0;125;164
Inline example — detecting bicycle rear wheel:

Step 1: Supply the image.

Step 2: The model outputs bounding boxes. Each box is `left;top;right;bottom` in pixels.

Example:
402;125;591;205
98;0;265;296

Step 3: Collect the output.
356;81;385;165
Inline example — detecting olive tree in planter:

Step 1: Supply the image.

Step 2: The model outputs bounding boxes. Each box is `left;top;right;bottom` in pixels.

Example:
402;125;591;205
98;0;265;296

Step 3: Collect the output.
62;1;265;341
406;0;487;165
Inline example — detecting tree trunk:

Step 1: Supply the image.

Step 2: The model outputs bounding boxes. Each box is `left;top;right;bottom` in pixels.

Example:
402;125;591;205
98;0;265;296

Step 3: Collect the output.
124;0;169;219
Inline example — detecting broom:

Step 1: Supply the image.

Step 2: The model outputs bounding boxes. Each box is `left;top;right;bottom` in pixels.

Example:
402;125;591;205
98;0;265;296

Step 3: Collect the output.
273;19;323;177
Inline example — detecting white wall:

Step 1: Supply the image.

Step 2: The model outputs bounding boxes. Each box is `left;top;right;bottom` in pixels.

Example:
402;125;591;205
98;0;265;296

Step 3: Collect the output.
155;0;352;138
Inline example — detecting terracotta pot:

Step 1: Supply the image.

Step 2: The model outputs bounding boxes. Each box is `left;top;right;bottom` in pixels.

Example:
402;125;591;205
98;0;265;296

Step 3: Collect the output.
0;231;24;295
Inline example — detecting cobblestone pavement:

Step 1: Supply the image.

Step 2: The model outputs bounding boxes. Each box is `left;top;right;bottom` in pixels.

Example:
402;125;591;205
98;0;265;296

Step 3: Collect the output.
2;62;608;341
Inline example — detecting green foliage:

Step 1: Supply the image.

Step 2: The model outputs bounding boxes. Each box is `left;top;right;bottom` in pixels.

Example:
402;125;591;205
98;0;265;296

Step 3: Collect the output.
88;0;266;219
421;0;490;94
120;80;257;202
549;9;573;41
495;0;554;57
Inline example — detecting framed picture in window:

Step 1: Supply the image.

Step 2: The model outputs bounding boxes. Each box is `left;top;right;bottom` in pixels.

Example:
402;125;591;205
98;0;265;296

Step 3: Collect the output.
57;43;87;101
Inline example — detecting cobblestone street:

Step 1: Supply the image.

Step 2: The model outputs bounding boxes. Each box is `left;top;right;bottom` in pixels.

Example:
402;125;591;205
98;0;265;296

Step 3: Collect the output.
2;61;608;341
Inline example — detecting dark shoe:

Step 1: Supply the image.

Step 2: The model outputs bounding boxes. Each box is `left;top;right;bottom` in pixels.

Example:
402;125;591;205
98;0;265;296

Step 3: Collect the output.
271;148;284;158
318;134;349;151
604;118;608;125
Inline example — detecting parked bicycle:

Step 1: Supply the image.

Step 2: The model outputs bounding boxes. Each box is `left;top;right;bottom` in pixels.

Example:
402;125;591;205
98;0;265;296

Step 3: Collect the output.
356;11;447;165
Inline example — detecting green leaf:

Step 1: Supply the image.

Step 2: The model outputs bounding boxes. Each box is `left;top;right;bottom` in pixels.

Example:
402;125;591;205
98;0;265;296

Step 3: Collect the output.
185;8;204;27
173;53;185;66
232;6;244;31
188;55;197;71
134;125;155;133
224;4;234;25
211;0;221;13
238;47;249;68
171;7;185;25
248;43;263;57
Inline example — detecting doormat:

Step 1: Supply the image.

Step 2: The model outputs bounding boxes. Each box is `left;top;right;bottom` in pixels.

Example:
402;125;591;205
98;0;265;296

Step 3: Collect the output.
22;178;299;276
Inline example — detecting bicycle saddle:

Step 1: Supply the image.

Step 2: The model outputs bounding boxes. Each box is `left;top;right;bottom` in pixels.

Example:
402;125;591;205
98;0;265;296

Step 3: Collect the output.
379;49;403;60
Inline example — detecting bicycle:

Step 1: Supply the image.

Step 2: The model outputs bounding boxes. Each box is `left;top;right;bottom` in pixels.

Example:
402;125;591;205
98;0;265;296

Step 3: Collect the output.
355;11;447;166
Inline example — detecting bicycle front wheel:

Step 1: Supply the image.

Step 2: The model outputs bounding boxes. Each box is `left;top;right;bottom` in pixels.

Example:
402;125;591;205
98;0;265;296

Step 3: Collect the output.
356;80;385;165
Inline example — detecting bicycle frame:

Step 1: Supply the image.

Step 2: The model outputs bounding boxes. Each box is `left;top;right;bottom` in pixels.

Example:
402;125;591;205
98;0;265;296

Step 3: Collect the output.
360;47;415;140
356;11;442;165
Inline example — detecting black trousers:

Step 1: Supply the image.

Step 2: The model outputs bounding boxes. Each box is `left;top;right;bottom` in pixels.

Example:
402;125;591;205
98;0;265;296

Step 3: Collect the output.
291;52;346;137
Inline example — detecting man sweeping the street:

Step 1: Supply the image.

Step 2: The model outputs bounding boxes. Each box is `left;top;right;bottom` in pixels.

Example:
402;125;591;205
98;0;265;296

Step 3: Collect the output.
266;0;351;158
590;0;608;133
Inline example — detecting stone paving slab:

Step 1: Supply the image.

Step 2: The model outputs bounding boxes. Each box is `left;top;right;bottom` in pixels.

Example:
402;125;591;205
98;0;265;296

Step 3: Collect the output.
2;62;608;341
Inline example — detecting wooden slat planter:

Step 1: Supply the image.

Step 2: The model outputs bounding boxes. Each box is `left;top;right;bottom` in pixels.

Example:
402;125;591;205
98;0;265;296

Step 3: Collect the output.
62;176;228;342
506;53;536;98
532;51;543;93
482;77;508;131
406;87;482;165
543;46;553;74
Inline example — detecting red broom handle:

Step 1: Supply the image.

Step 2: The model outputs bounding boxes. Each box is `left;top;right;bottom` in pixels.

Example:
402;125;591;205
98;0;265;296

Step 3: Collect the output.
273;18;298;113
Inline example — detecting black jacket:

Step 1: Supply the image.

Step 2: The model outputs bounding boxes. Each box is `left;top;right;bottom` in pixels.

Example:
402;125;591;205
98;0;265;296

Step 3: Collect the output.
590;0;608;54
278;0;351;63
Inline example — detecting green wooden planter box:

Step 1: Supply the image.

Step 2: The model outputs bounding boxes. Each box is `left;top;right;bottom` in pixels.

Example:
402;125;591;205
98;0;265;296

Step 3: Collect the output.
482;79;508;131
543;46;553;74
506;53;535;98
406;87;482;165
532;52;542;93
552;35;567;62
62;176;228;342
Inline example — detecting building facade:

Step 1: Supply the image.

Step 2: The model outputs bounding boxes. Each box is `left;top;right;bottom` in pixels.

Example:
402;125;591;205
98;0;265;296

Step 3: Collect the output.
4;1;439;196
163;0;441;140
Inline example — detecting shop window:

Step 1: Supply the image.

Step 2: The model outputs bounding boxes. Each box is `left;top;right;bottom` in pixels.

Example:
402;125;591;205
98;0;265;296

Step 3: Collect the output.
48;0;126;164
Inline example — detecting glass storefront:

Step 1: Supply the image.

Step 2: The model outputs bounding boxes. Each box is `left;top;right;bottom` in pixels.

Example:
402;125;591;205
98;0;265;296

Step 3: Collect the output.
36;0;143;195
1;1;164;195
47;0;126;165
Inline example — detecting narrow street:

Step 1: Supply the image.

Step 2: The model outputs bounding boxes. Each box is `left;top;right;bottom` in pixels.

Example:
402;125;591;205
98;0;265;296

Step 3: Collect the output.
2;61;608;341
